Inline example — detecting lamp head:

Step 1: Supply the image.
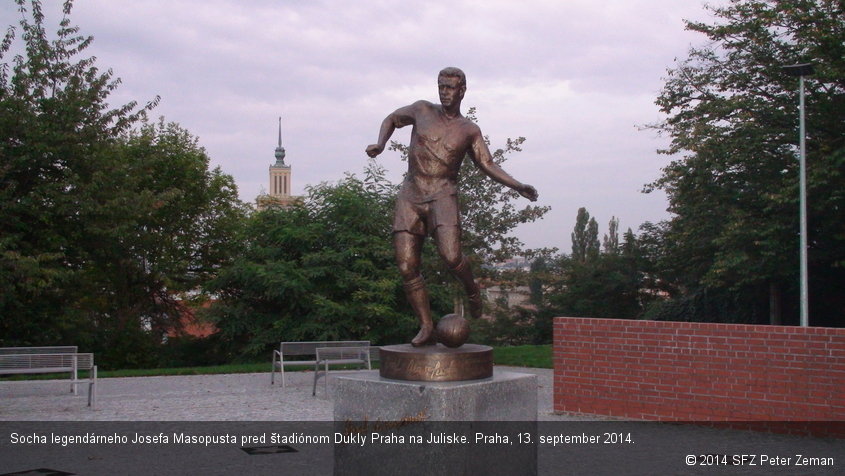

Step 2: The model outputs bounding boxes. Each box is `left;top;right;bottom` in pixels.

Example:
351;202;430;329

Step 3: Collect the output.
782;63;815;77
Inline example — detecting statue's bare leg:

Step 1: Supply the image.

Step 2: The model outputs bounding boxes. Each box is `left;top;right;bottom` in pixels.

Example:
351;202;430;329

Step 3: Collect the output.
395;231;436;346
434;226;482;319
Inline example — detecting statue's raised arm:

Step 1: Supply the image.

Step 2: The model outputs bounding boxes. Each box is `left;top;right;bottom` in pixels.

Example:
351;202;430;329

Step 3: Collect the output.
467;125;539;202
365;102;422;158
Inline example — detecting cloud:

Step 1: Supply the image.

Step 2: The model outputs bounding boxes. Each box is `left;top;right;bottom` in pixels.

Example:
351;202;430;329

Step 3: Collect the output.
1;0;720;251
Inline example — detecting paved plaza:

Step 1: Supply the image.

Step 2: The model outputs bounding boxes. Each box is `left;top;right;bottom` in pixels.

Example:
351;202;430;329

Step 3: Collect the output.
1;366;843;475
1;366;565;422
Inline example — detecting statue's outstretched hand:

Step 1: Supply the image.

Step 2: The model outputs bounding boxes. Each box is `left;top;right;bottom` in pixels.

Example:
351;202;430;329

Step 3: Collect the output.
518;184;538;202
366;144;383;158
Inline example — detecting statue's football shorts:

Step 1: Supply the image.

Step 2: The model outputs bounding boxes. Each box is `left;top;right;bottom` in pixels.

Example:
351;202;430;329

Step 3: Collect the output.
393;189;459;236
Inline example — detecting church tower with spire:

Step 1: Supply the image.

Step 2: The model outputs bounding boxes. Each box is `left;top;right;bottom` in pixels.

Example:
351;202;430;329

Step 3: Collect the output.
257;117;299;210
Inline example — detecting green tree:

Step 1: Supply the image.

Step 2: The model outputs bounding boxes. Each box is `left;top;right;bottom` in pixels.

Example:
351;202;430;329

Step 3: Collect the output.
0;1;247;368
526;254;558;343
472;290;538;346
570;207;600;263
547;211;645;320
528;255;549;306
85;120;247;367
204;162;435;359
0;0;156;348
603;216;620;254
645;0;845;325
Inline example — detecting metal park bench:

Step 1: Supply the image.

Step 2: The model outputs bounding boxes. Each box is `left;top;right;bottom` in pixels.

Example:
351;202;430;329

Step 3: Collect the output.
271;340;371;388
0;346;97;408
311;345;379;396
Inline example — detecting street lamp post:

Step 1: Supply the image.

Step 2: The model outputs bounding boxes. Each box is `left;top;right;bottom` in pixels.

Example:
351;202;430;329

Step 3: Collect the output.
782;63;814;327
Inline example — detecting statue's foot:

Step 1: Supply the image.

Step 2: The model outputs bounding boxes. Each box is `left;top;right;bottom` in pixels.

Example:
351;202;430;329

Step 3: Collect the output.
467;287;482;319
411;325;436;347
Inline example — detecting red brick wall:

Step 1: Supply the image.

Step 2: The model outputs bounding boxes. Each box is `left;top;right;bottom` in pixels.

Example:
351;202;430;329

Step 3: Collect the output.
554;317;845;425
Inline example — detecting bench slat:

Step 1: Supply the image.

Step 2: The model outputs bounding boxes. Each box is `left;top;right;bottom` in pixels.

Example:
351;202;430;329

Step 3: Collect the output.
281;341;370;355
0;353;95;373
0;367;75;374
0;346;78;355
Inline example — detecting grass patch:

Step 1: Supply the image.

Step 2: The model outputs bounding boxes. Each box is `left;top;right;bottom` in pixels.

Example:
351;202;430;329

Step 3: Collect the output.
492;344;552;368
0;345;552;380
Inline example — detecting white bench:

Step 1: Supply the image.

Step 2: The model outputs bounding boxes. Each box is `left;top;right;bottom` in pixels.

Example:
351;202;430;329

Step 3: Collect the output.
271;341;370;388
0;346;97;408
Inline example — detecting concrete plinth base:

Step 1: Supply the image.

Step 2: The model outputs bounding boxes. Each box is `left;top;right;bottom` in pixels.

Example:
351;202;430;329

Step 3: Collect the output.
333;370;537;475
334;369;536;421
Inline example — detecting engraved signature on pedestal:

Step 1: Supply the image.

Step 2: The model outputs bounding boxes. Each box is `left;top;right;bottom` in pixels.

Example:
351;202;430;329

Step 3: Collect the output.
343;410;429;435
386;359;449;379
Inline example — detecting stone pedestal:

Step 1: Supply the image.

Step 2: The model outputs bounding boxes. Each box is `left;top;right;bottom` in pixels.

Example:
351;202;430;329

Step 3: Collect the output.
335;369;536;421
333;370;537;475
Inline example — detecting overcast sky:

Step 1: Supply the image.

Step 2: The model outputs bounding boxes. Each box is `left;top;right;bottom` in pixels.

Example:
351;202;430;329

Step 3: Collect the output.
2;0;724;253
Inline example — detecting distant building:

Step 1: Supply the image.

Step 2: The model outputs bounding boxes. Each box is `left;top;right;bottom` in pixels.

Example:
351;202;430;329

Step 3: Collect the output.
484;285;532;310
481;256;535;319
165;300;218;339
256;117;301;210
488;256;532;272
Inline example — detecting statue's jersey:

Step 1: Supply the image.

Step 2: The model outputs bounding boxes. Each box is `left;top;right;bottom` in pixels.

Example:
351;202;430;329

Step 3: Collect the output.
394;101;475;235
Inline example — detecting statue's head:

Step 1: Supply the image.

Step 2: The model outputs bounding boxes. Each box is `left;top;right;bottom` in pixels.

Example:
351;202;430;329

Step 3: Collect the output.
438;67;466;88
438;67;466;108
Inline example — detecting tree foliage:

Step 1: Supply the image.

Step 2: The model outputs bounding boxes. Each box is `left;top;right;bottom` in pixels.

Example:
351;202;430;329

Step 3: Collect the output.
602;217;620;254
472;290;541;346
644;0;845;325
1;0;155;349
540;209;651;322
88;120;247;367
570;207;600;263
0;0;247;367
